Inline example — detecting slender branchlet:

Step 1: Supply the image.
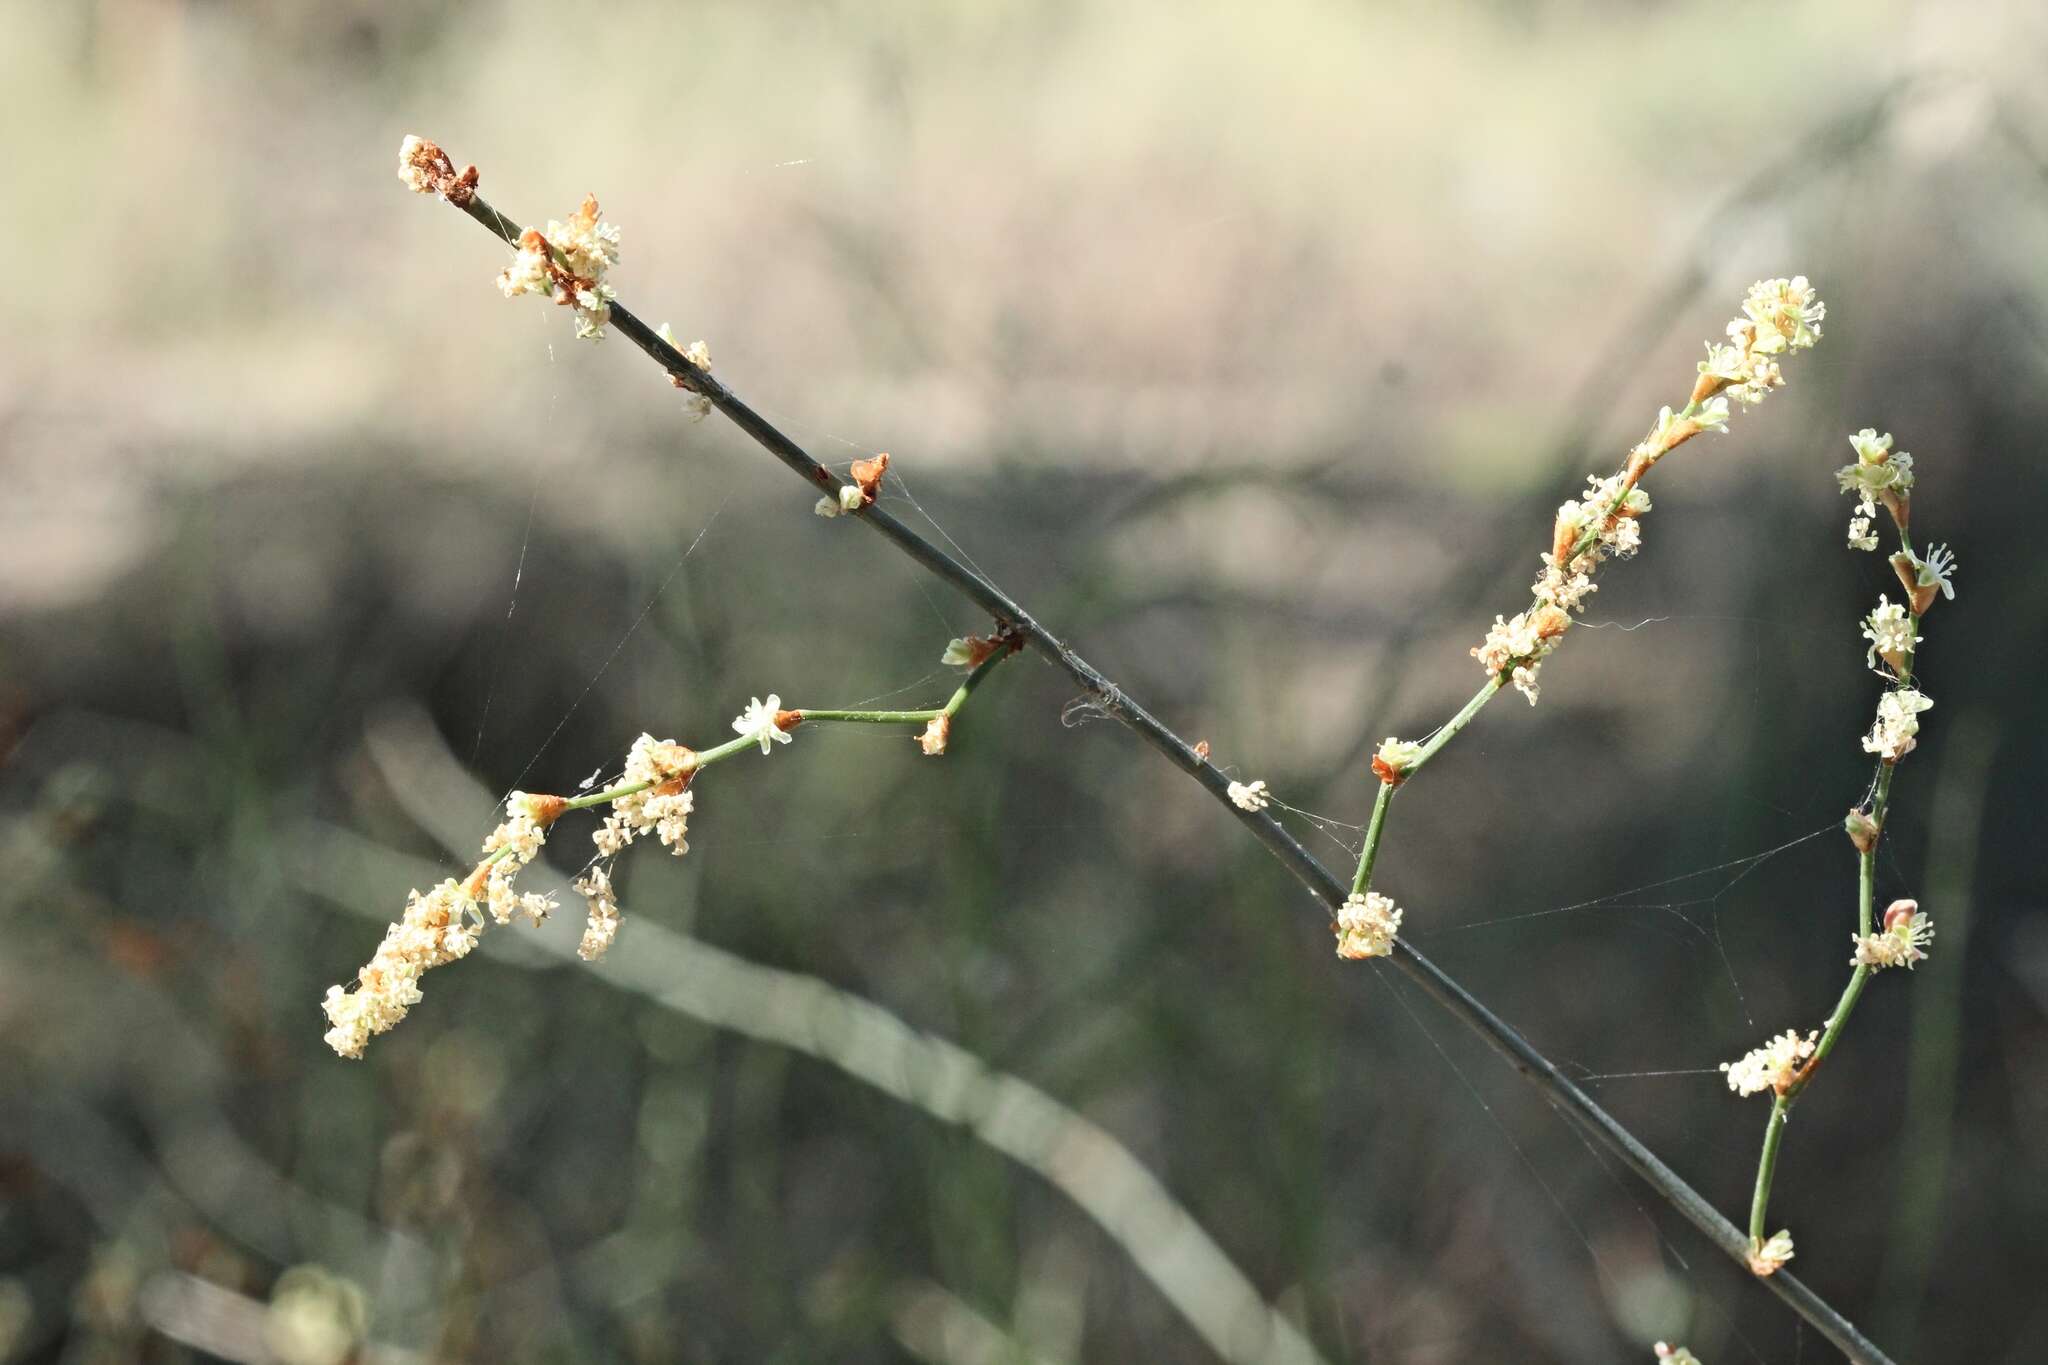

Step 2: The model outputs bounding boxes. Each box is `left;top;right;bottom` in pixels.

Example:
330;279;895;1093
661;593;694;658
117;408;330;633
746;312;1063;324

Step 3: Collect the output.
376;137;1902;1364
321;629;1018;1059
1728;429;1955;1276
1339;277;1826;956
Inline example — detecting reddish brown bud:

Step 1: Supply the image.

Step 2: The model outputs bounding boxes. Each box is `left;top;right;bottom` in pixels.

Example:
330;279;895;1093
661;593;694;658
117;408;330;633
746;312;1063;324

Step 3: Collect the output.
517;793;570;828
1844;806;1881;855
850;452;890;504
1551;511;1582;568
1890;552;1939;616
1532;605;1571;641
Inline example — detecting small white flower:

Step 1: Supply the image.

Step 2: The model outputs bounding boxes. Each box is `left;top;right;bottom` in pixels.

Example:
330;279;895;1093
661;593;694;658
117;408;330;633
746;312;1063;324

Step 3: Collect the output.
1860;596;1921;671
1228;779;1271;812
1913;543;1959;601
1510;663;1541;705
814;495;843;518
1847;516;1879;552
1849;428;1893;464
1853;906;1932;970
573;865;622;962
1742;276;1824;353
838;483;866;512
1335;891;1402;959
643;790;694;854
1654;1346;1703;1365
1837;430;1915;502
941;638;976;668
1747;1229;1795;1277
1861;687;1933;762
1693;396;1731;434
733;695;793;755
1720;1028;1818;1097
1372;736;1424;782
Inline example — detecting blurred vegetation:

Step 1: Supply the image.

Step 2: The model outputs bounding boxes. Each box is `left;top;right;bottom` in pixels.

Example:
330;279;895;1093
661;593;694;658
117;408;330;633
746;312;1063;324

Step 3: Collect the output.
4;1;2048;1361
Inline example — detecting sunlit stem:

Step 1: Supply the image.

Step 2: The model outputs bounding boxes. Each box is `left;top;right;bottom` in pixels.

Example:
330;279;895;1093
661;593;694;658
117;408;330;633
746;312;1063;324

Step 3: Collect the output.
1346;401;1700;901
1746;603;1918;1242
794;647;1010;726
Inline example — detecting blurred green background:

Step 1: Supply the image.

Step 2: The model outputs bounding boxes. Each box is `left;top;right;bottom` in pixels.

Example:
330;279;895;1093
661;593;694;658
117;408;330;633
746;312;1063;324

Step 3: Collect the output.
4;1;2046;1360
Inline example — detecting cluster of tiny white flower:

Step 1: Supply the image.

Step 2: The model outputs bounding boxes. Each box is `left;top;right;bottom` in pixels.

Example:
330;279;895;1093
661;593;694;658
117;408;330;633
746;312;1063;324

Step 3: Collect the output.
1653;1345;1703;1365
1861;686;1933;762
480;791;564;925
655;324;715;418
1532;478;1652;615
1720;1028;1818;1097
573;864;622;962
1334;891;1402;960
1835;428;1915;548
1852;898;1934;971
496;194;623;339
1227;779;1271;812
1747;1229;1796;1277
1860;596;1922;673
1471;605;1569;704
323;792;567;1059
1475;279;1823;707
322;879;477;1059
1690;275;1823;414
594;734;699;857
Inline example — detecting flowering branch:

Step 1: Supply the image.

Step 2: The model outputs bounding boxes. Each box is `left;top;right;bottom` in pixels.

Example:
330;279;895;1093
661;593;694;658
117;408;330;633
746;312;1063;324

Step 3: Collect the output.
323;642;1017;1056
1345;279;1825;939
1731;429;1953;1276
385;138;1897;1364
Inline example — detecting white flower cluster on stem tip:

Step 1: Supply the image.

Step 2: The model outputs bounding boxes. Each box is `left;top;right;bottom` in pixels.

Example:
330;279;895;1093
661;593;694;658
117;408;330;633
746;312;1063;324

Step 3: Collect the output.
1476;277;1824;706
322;790;564;1058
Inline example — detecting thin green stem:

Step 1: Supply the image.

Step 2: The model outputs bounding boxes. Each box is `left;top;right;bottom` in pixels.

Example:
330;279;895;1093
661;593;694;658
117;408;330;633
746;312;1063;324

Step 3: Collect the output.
1407;674;1505;778
1745;617;1917;1240
1367;398;1695;803
1750;1095;1791;1242
797;646;1010;726
1349;781;1396;898
563;780;653;813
